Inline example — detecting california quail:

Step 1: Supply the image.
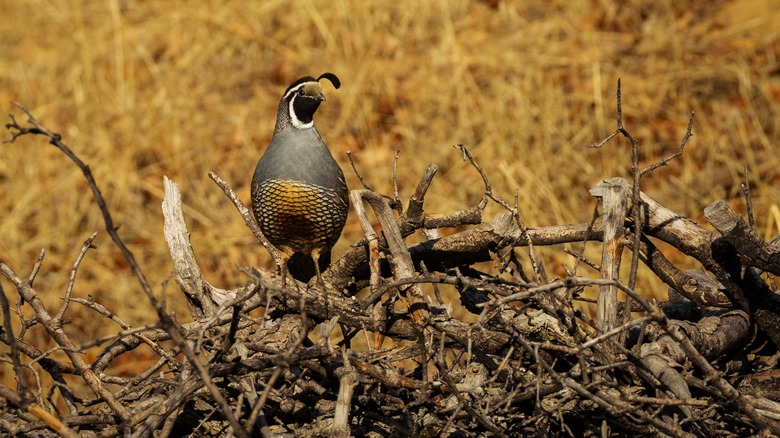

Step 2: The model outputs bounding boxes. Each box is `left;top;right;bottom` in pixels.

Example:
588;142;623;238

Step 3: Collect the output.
251;73;348;284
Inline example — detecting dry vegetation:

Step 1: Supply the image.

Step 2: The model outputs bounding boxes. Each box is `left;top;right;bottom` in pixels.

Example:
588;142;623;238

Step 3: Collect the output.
1;0;780;435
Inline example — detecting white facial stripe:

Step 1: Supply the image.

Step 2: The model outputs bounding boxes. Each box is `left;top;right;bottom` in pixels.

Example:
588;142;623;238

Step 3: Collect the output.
286;82;315;129
283;82;308;100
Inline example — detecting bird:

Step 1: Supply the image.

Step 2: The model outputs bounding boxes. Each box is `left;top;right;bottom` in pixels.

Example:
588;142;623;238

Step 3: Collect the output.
251;73;348;285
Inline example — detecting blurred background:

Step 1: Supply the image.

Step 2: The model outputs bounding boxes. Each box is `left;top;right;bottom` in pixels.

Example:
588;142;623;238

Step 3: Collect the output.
0;0;779;374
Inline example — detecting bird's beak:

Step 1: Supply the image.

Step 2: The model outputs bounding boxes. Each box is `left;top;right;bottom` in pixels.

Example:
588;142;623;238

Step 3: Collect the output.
316;93;326;102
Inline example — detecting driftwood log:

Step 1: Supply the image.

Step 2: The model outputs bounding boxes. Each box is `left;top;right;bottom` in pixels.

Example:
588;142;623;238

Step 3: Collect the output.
3;85;780;437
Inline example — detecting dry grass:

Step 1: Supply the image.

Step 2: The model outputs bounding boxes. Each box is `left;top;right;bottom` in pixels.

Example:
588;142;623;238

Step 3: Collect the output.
1;0;779;376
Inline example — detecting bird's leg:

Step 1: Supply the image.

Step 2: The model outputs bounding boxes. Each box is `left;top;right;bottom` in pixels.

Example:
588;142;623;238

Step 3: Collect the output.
311;249;329;313
311;249;326;291
278;253;291;290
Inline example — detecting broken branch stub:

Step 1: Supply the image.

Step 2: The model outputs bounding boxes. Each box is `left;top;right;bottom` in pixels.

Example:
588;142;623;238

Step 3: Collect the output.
162;176;236;317
590;178;630;336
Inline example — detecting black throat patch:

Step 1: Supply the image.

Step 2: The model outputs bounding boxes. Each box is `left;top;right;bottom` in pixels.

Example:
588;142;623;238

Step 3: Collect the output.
290;93;322;125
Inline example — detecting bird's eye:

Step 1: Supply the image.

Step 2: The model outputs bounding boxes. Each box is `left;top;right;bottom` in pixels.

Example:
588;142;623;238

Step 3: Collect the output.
298;89;306;96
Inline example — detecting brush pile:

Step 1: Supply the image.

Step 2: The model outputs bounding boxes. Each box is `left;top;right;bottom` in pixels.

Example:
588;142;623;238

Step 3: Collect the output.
2;96;780;437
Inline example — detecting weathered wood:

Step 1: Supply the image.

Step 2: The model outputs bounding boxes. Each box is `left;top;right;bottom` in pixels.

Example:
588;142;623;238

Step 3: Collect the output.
590;178;630;335
351;189;430;326
9;98;780;437
704;200;780;348
705;200;780;276
162;176;236;316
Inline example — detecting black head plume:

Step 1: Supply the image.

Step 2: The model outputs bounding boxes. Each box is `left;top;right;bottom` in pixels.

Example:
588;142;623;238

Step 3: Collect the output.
317;72;341;89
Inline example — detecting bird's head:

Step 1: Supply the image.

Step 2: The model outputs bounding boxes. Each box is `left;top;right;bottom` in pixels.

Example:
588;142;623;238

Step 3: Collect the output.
281;73;341;130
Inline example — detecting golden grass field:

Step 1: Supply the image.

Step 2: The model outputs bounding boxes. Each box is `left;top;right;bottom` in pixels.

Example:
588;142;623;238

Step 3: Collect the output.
1;0;779;377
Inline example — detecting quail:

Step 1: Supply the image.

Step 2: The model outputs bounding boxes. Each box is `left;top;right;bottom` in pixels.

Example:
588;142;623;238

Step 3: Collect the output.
251;73;348;284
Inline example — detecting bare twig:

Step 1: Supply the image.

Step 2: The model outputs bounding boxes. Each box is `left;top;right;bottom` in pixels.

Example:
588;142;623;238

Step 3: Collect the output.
0;262;132;421
0;383;80;438
6;102;158;307
742;167;757;233
345;150;374;191
3;87;776;437
639;111;695;177
208;171;282;265
0;281;25;397
54;232;97;322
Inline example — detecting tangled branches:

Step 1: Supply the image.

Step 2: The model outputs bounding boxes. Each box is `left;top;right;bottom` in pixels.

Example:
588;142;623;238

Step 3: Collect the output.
3;85;780;437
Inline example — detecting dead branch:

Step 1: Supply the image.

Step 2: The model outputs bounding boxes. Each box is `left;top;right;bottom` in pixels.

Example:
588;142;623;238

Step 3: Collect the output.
5;102;158;306
351;189;430;326
4;83;780;437
591;178;630;336
706;199;780;276
162;176;242;316
1;259;132;422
